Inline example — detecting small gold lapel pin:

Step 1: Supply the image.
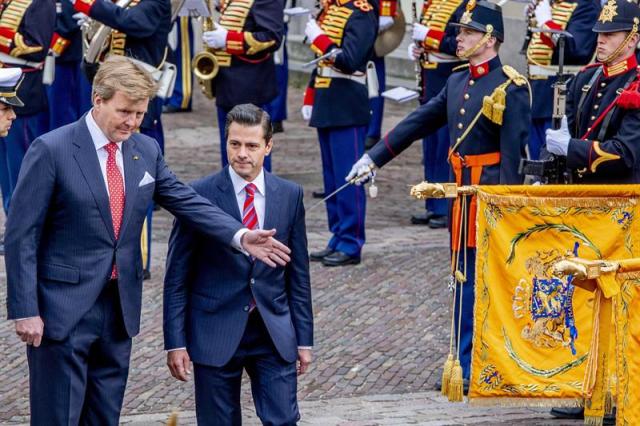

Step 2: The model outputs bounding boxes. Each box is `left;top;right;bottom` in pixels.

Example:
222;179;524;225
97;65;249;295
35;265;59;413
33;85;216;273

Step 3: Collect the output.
133;155;139;160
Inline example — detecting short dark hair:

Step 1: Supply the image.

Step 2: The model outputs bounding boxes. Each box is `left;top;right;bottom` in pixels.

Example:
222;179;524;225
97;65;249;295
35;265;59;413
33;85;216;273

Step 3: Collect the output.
224;103;273;143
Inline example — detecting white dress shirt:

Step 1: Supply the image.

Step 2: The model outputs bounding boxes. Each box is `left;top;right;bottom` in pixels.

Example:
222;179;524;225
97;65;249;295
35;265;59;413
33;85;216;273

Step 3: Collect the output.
85;110;125;192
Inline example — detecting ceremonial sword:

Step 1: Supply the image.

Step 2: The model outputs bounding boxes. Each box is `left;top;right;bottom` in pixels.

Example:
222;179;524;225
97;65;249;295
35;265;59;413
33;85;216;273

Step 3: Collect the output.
307;164;376;212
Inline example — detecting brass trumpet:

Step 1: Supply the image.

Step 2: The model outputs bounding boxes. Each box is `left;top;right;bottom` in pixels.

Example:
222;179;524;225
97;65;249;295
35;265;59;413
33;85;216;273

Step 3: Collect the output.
192;1;219;99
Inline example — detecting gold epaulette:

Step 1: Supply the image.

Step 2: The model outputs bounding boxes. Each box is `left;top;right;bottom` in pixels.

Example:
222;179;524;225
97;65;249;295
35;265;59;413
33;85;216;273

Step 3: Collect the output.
452;63;469;73
502;65;527;87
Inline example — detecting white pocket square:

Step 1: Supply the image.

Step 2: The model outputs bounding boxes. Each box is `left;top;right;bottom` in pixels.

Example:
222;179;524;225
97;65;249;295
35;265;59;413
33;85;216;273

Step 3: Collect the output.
138;172;155;187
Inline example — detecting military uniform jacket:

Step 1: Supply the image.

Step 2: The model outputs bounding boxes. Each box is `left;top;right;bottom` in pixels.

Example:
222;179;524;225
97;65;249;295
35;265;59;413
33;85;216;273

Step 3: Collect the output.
563;58;640;183
417;0;468;103
213;0;283;109
75;0;171;129
75;0;171;69
0;0;55;115
52;0;82;64
308;0;378;129
369;56;529;185
527;0;598;119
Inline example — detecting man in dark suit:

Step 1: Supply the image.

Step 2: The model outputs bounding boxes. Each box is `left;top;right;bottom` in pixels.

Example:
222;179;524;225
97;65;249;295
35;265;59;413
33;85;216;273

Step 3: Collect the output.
164;104;313;426
5;56;291;425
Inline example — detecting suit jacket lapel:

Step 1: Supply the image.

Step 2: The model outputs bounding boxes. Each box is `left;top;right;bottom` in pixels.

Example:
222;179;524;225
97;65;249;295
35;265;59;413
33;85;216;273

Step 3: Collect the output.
119;137;145;241
216;167;243;222
72;117;116;241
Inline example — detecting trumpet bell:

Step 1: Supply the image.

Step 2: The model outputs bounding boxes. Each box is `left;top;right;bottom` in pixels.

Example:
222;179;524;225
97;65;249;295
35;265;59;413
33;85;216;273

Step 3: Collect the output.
192;50;219;81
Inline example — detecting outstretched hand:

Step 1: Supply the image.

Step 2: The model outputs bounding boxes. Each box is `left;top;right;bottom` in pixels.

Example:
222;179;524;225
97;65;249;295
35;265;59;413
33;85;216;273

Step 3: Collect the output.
242;229;291;267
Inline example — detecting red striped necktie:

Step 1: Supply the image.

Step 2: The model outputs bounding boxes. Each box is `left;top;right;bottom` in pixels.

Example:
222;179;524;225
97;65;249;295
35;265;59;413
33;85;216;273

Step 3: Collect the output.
243;183;258;311
105;142;125;278
242;183;258;230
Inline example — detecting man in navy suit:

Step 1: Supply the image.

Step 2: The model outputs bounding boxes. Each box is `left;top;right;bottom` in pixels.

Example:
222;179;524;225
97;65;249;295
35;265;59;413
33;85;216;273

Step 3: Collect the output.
164;104;313;426
5;56;291;425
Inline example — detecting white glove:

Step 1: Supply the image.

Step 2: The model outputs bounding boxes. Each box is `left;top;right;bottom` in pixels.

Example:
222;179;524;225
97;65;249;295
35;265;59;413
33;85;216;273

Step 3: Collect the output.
534;0;552;27
407;42;422;60
545;116;570;156
301;105;312;121
379;16;394;33
412;23;429;43
202;27;228;49
346;153;375;185
72;12;89;27
305;19;324;44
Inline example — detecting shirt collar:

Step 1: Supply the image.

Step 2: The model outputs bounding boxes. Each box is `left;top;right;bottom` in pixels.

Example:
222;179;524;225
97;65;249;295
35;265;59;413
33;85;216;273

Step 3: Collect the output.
85;109;122;152
603;54;638;78
469;55;501;79
228;166;266;197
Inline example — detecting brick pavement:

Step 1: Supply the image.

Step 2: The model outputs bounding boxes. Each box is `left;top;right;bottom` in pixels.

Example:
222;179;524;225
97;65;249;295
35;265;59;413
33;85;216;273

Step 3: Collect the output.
0;87;575;425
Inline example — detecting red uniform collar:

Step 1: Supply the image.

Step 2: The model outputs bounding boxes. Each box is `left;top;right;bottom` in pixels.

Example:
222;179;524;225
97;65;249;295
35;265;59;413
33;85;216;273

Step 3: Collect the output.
603;55;638;78
469;56;500;79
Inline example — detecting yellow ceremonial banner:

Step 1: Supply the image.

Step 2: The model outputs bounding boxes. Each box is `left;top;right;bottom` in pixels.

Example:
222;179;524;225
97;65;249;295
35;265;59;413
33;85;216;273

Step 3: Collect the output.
468;185;640;418
615;270;640;425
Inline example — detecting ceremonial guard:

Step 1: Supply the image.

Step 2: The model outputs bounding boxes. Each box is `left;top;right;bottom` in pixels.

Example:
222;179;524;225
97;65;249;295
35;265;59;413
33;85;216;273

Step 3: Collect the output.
409;0;468;228
47;0;90;131
545;0;640;186
303;0;378;267
201;0;283;171
73;0;173;278
164;16;194;113
525;0;599;160
364;0;398;149
349;1;530;381
0;0;54;213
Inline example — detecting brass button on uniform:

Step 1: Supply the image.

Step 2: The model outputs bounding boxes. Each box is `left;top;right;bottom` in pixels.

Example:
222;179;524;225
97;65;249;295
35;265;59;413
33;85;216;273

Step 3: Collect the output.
591;116;596;120
469;80;475;86
464;93;470;100
597;93;603;98
460;108;466;115
457;123;463;129
601;82;606;87
593;104;599;110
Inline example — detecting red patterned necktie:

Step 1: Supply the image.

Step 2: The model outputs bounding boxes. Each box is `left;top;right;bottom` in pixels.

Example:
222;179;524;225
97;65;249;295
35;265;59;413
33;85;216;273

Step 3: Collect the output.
243;183;258;311
105;142;125;278
242;183;258;230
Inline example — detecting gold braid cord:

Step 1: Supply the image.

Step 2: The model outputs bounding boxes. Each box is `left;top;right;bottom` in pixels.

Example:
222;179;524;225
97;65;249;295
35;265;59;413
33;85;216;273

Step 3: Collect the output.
601;17;639;64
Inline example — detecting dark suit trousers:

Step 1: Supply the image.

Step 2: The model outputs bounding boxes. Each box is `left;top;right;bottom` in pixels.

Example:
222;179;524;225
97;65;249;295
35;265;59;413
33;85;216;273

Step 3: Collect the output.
193;311;299;426
27;281;132;425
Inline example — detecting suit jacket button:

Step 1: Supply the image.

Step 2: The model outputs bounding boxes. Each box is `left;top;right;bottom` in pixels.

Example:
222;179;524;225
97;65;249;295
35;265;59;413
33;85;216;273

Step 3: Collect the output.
243;305;250;312
250;278;255;285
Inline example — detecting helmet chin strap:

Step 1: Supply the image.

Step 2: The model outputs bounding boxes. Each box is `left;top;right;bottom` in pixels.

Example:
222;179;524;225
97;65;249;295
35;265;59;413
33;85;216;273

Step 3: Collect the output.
457;24;494;60
602;18;639;65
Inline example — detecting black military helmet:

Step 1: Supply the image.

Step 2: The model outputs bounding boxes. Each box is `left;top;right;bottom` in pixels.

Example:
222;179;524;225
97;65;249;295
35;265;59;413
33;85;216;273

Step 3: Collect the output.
451;0;505;42
593;0;640;33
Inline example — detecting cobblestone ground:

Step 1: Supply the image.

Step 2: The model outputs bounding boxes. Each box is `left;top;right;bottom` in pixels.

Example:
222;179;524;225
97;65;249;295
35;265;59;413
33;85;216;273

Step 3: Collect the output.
0;86;579;425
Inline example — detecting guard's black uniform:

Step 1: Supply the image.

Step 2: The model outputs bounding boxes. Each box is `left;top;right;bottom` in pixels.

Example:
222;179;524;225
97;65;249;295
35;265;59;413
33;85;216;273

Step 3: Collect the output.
545;0;640;184
367;1;530;381
526;0;599;159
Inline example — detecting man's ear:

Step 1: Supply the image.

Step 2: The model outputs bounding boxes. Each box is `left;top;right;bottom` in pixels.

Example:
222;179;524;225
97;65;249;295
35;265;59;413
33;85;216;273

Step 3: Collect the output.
265;138;274;155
